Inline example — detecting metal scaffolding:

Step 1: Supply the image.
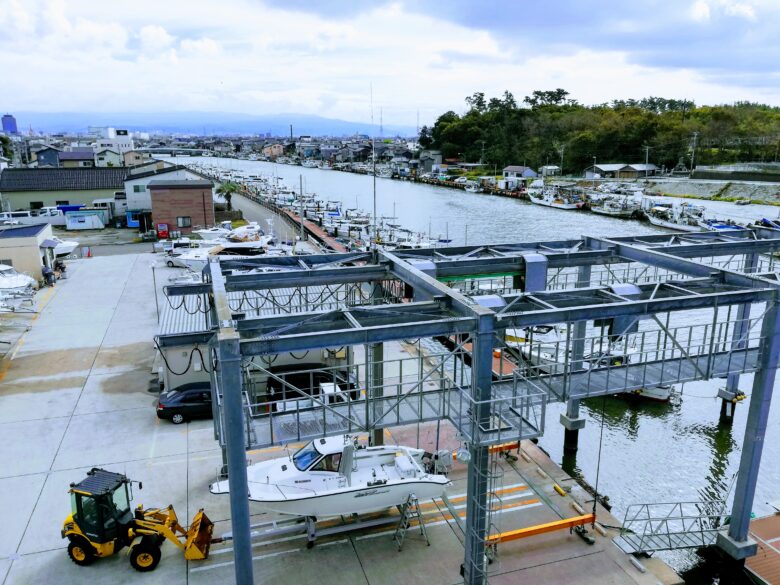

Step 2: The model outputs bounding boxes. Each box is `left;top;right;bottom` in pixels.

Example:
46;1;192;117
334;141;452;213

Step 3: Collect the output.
159;227;780;584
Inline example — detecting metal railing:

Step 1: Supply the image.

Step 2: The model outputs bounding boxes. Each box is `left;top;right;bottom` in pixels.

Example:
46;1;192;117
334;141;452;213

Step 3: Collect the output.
616;500;729;554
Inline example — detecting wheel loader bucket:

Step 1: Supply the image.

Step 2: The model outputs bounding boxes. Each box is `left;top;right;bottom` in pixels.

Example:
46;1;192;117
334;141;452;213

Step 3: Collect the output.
184;509;214;560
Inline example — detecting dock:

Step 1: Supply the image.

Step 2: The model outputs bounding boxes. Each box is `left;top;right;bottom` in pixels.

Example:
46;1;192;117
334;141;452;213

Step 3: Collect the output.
746;510;780;585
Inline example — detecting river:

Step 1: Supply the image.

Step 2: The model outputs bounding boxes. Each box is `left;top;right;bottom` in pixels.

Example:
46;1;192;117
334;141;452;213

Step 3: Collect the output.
173;156;780;579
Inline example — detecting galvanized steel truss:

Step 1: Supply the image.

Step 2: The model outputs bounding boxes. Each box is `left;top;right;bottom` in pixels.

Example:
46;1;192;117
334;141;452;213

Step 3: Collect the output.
161;227;780;585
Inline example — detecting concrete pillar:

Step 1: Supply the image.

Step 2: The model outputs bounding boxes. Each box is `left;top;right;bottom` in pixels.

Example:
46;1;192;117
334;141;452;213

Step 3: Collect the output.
217;332;254;585
717;296;780;560
463;317;494;585
561;399;586;454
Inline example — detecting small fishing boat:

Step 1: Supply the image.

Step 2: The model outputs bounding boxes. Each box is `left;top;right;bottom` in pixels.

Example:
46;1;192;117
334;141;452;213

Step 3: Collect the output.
210;436;451;517
645;203;704;232
698;218;743;232
735;199;751;206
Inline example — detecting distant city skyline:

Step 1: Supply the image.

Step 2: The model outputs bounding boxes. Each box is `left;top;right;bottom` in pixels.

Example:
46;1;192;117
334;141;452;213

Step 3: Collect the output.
1;0;778;127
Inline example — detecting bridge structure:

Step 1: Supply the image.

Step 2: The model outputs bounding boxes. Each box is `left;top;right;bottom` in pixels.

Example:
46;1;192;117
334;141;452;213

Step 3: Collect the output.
160;226;780;584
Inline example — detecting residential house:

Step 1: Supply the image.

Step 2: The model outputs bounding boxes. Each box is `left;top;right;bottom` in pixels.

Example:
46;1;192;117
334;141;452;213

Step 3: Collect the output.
262;144;284;159
418;150;442;173
539;165;561;177
148;179;215;236
503;165;538;179
59;151;95;168
0;223;56;281
0;167;127;210
123;150;148;166
619;164;658;178
34;147;61;168
95;149;122;167
124;165;211;229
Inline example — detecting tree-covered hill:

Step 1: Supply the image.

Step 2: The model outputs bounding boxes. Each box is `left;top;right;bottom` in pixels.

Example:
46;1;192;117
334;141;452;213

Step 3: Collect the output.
419;90;780;173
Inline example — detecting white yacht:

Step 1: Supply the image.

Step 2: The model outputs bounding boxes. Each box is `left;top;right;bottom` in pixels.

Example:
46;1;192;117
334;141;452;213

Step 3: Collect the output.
210;436;451;517
172;239;282;271
193;221;234;241
0;264;37;291
51;236;79;257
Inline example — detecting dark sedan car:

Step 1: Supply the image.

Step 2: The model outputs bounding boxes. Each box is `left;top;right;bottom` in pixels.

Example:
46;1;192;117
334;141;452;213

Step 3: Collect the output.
156;382;213;424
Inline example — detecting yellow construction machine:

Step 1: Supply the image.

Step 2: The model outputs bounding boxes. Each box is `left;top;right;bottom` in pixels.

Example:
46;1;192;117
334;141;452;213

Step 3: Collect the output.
61;468;213;572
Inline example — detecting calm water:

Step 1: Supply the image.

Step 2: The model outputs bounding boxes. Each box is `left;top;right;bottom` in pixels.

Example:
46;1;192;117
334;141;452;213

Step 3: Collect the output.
178;156;780;577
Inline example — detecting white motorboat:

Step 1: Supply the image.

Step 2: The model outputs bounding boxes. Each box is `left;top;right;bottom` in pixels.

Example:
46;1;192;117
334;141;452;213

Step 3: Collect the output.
626;385;673;402
172;239;283;271
0;264;37;291
210;436;451;517
51;236;79;257
226;222;266;242
193;221;233;241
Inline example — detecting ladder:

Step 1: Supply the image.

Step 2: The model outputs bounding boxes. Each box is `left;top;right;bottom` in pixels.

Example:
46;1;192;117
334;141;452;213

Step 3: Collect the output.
393;494;430;551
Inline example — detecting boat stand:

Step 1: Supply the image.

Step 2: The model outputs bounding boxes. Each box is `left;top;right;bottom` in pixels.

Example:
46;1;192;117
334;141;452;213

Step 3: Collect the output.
393;494;430;551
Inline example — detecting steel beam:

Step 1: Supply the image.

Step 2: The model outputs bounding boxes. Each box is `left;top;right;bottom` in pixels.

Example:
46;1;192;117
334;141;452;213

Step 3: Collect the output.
224;264;390;291
725;294;780;550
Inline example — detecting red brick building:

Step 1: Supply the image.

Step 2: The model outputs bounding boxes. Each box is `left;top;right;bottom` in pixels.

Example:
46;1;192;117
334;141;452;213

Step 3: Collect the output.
148;179;215;236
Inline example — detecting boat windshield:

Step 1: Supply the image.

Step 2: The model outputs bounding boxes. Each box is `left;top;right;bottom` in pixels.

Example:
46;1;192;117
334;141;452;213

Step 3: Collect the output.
293;443;321;471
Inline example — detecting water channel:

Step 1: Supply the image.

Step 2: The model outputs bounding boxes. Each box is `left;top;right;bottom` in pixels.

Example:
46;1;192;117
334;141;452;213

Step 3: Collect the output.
177;156;780;579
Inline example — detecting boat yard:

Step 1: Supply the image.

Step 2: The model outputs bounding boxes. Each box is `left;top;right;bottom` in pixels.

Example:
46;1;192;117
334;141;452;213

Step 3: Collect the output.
2;187;780;584
0;251;683;584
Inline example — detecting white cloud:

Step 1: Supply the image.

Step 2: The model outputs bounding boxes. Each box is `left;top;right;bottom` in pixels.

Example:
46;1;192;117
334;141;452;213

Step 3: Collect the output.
690;0;712;21
139;24;175;52
180;37;221;56
723;1;756;20
0;0;776;123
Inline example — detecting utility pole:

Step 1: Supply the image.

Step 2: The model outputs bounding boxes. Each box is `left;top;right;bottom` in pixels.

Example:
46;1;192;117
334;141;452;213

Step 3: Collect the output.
644;145;650;178
592;156;597;189
558;144;565;175
690;131;699;172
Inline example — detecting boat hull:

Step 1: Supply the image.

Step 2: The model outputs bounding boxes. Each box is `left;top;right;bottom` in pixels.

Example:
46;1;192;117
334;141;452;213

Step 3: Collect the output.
247;478;450;517
647;215;702;232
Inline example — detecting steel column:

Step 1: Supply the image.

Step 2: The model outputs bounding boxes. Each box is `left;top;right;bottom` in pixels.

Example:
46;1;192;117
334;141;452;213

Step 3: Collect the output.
562;265;591;454
721;253;758;424
369;282;385;446
725;295;780;547
463;314;494;585
217;331;254;585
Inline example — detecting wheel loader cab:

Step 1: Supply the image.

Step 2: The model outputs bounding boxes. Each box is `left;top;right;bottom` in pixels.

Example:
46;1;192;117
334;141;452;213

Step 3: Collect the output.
69;469;133;545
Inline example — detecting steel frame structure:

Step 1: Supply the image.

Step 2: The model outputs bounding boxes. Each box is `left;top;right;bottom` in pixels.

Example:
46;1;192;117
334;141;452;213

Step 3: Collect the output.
160;226;780;585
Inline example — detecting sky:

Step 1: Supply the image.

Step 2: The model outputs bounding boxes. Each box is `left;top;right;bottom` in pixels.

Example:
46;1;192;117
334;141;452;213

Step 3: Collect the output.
1;0;778;126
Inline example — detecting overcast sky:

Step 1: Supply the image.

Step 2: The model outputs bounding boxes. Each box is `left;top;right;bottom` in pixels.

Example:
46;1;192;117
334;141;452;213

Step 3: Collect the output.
1;0;777;126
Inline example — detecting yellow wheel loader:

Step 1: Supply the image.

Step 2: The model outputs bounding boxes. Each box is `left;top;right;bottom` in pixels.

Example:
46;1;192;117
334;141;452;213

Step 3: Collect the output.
61;468;213;572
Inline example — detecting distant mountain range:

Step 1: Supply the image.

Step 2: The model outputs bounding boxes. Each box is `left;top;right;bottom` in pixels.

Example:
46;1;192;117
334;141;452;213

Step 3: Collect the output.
10;111;417;137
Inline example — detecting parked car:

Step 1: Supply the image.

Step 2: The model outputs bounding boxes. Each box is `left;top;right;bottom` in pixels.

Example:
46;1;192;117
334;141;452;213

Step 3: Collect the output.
156;382;213;424
265;363;360;412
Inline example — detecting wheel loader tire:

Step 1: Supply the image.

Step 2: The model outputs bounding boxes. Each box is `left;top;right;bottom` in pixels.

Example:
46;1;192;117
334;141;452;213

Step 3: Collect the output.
67;538;95;566
129;542;161;572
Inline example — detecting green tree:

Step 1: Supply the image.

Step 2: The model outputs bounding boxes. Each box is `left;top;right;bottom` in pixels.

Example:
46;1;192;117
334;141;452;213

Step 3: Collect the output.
0;135;11;159
217;181;239;211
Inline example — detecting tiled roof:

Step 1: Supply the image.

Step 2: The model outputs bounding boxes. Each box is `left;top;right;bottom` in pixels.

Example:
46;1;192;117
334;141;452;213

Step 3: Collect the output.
59;151;95;160
0;168;127;192
148;179;213;189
